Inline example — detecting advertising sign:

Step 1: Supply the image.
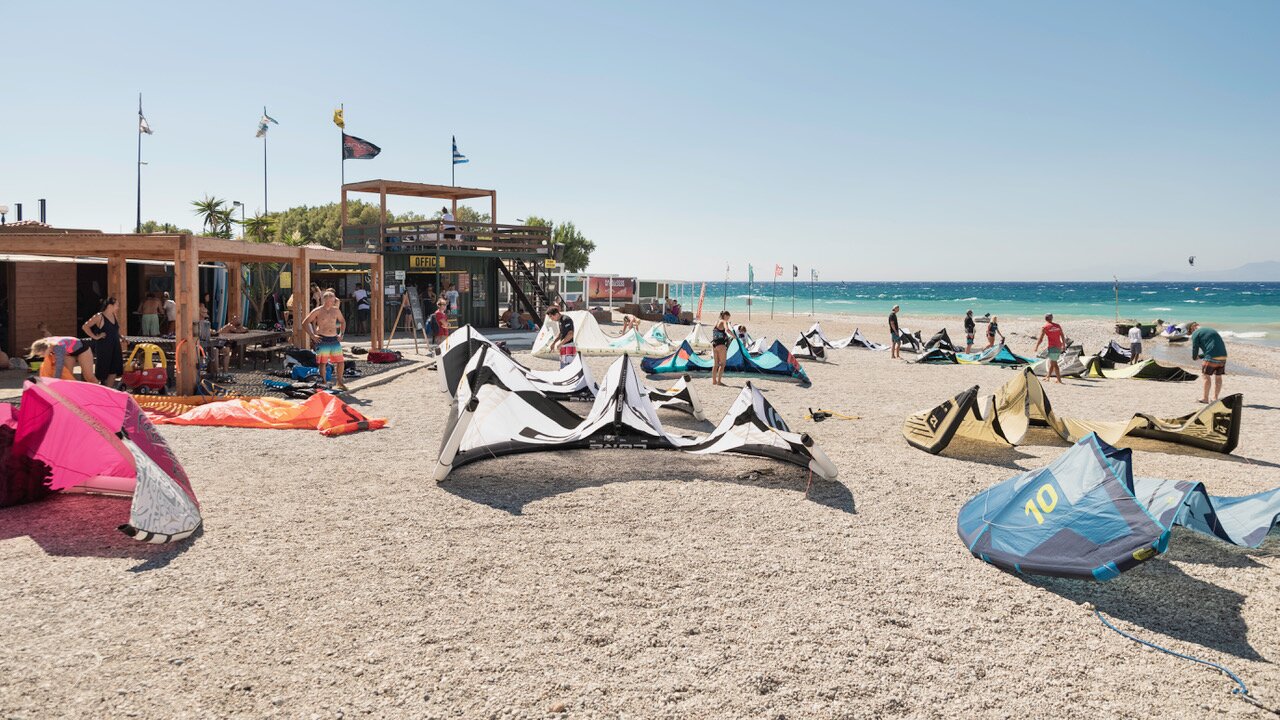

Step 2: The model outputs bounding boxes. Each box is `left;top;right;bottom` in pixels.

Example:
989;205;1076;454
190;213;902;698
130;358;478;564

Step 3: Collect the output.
587;276;636;302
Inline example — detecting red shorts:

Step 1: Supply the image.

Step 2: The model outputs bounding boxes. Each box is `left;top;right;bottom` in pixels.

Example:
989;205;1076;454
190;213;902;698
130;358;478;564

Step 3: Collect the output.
1201;360;1226;376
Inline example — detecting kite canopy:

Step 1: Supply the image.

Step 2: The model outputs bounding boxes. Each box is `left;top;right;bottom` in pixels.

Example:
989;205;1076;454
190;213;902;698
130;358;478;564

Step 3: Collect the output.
1082;357;1197;382
923;329;959;353
531;311;671;358
440;325;595;400
958;434;1280;580
8;378;201;543
145;392;385;436
641;338;812;386
896;329;924;353
840;328;888;351
903;368;1242;455
915;344;1036;367
791;326;830;362
1096;340;1133;365
435;347;835;481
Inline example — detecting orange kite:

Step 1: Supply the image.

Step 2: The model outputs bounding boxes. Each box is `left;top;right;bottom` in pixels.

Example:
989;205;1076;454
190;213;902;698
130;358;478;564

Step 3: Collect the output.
142;392;386;436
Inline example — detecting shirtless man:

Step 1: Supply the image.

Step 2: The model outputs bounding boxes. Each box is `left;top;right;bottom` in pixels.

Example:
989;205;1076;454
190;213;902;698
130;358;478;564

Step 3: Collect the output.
303;291;348;390
215;314;250;373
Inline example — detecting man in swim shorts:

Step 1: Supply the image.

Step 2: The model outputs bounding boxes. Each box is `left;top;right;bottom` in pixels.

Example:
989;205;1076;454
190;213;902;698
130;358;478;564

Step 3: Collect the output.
1033;313;1066;384
1187;322;1227;403
963;309;976;353
889;305;901;359
303;290;349;390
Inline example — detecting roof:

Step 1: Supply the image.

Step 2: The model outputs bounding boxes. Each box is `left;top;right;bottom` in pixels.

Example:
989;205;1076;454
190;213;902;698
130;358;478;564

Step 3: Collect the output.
342;179;495;201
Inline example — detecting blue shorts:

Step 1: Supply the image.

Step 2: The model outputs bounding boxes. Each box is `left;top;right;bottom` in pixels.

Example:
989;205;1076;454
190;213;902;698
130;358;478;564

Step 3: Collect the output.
891;331;901;343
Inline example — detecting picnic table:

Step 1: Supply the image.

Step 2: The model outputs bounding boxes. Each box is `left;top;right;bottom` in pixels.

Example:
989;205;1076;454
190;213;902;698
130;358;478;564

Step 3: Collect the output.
125;329;290;368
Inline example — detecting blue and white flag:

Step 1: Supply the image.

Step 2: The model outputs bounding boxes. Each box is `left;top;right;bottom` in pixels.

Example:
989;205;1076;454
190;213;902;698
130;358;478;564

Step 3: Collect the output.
452;136;468;165
256;110;279;138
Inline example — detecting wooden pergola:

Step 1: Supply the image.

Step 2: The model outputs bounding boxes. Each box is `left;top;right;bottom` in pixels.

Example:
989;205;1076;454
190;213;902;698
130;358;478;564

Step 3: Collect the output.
340;179;497;229
0;232;384;394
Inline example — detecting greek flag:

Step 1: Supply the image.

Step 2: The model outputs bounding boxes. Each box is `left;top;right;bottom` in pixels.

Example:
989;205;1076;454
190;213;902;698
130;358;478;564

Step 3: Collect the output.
256;109;278;138
452;136;468;165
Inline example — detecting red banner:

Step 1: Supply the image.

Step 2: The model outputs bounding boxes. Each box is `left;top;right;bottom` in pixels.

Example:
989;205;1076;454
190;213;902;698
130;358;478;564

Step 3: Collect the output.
587;277;635;302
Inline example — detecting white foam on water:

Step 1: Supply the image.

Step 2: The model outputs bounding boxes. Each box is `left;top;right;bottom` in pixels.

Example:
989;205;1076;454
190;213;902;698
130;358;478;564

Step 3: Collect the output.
1140;291;1158;295
1222;331;1268;339
1183;299;1199;303
953;296;978;302
1150;307;1172;311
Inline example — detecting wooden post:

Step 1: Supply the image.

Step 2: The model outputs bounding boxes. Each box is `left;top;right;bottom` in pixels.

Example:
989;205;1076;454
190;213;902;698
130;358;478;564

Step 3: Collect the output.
107;254;128;336
226;261;243;322
340;186;348;229
174;235;200;395
370;256;384;350
293;249;311;349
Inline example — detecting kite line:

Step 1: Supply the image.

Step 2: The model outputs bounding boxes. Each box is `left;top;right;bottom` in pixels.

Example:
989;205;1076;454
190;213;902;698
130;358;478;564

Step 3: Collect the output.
1094;609;1251;699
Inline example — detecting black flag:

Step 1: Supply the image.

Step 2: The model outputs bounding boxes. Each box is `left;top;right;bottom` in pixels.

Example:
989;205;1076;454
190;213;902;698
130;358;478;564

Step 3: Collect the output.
342;133;381;160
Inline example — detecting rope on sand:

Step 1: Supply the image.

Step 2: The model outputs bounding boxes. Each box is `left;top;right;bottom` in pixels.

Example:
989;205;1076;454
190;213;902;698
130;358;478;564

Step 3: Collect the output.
1095;609;1253;700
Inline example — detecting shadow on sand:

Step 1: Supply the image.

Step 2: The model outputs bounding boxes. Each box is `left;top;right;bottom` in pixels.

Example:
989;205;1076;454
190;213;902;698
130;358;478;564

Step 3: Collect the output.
1030;551;1270;662
0;494;199;573
440;460;855;516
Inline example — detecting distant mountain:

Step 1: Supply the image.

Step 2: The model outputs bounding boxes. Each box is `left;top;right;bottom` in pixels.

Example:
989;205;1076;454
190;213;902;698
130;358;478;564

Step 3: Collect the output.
1141;261;1280;282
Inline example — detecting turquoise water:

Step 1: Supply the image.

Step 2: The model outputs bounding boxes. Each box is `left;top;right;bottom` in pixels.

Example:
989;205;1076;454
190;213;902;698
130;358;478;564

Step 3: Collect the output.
684;281;1280;347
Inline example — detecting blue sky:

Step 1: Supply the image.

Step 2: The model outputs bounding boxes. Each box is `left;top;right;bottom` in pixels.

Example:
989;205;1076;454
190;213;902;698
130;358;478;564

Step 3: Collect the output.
3;1;1277;281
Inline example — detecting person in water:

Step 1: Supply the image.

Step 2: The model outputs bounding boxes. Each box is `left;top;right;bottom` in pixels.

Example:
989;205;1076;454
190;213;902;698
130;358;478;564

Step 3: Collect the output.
711;310;732;386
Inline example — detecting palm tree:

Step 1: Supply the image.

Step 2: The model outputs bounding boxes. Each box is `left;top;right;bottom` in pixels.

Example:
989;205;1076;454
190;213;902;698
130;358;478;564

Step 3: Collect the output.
191;195;228;236
242;213;276;243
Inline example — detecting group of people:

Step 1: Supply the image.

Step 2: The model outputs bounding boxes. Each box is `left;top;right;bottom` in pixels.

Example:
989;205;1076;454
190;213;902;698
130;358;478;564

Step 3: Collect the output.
136;292;178;337
887;305;1230;401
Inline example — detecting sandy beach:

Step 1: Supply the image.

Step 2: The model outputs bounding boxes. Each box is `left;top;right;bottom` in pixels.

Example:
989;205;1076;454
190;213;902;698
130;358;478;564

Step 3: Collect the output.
2;312;1278;719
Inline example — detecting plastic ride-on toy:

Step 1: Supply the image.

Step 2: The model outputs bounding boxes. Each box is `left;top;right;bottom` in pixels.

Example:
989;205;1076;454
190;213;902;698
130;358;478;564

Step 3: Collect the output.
122;343;169;394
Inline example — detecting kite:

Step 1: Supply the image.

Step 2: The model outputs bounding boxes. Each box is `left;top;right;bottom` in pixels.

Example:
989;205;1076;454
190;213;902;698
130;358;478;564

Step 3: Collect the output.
4;378;201;543
903;368;1241;455
642;338;812;386
958;434;1280;580
791;326;830;362
142;391;386;436
434;347;836;481
1082;357;1197;382
922;329;960;353
531;311;672;358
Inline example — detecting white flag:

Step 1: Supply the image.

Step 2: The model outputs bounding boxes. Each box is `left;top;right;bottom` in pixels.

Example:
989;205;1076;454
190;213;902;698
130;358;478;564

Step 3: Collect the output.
138;111;153;135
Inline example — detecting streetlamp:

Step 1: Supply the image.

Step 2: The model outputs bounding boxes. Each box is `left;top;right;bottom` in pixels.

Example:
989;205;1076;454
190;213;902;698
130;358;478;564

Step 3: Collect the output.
0;204;8;224
232;201;245;238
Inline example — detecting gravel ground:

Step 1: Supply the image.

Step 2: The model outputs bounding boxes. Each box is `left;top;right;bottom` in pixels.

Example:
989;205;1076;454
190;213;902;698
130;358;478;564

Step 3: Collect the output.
1;314;1277;719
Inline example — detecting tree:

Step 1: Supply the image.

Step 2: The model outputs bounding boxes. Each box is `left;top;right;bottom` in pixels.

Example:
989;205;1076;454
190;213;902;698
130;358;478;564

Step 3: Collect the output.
138;220;194;234
522;216;596;272
190;196;235;238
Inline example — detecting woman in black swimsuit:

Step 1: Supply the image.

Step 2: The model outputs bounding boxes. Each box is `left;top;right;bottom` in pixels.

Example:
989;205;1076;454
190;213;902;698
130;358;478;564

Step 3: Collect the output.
82;297;125;386
711;310;732;386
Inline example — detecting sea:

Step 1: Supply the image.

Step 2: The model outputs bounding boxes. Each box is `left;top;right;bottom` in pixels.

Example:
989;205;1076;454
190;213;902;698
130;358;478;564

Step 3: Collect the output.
681;281;1280;347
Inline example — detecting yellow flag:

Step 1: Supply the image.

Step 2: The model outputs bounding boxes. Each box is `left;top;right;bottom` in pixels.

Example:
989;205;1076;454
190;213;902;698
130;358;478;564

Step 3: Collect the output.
333;108;345;129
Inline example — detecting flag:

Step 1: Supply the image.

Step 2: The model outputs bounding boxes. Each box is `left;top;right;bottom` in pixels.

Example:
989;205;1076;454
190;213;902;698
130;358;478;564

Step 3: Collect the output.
342;133;381;160
774;264;783;277
792;264;798;278
811;269;818;281
748;264;754;283
333;108;345;129
256;111;278;138
138;109;153;135
1113;275;1119;293
452;136;468;165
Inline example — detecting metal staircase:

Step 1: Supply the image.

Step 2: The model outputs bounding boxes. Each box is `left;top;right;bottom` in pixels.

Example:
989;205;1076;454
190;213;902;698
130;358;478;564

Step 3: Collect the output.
499;258;557;321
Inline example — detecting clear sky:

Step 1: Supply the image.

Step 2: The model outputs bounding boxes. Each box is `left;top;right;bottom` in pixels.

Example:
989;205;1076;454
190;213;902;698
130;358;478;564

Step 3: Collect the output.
3;1;1277;281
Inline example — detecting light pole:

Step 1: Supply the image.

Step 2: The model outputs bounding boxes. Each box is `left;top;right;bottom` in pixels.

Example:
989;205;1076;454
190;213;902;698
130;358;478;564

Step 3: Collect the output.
0;204;8;224
232;201;245;238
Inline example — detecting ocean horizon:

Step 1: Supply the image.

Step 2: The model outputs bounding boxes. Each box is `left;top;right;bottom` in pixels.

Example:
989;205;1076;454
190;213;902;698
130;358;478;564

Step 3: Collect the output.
675;281;1280;347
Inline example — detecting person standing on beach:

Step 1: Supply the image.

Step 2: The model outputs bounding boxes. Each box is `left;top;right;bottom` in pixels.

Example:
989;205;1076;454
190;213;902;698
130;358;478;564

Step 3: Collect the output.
1187;322;1227;403
162;291;177;336
963;310;976;353
82;297;125;386
985;315;1004;349
711;310;732;386
889;305;901;359
1033;313;1066;384
353;283;371;334
431;298;450;346
444;283;460;318
303;290;349;391
137;293;162;336
1127;325;1144;363
547;307;576;368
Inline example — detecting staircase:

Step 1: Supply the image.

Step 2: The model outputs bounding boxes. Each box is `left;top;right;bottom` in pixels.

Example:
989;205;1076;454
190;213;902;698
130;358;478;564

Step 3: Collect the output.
499;259;557;321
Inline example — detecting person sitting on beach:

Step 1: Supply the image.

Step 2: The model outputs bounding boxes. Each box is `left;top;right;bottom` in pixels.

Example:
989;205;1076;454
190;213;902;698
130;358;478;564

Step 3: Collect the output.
29;336;97;382
1187;322;1227;403
1033;313;1066;384
621;314;641;333
985;315;1004;349
303;291;349;391
963;309;976;353
735;324;749;346
711;310;732;386
888;305;901;359
1127;324;1144;364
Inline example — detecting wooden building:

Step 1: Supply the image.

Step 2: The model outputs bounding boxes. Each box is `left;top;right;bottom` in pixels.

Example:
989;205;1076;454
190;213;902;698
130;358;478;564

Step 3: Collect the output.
339;180;556;328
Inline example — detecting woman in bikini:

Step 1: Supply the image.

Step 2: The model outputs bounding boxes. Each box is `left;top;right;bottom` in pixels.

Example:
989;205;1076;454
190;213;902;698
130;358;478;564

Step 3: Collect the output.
711;310;732;385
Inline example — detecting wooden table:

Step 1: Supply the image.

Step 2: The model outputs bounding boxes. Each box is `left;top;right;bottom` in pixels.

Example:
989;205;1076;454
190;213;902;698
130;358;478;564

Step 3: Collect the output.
125;329;289;368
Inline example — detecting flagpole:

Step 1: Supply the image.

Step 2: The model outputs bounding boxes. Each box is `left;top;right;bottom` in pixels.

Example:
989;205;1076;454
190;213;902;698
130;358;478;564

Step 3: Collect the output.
770;269;777;319
748;266;752;321
791;268;795;316
451;135;455;186
810;270;815;316
722;265;728;311
340;103;345;189
262;106;269;215
136;93;142;233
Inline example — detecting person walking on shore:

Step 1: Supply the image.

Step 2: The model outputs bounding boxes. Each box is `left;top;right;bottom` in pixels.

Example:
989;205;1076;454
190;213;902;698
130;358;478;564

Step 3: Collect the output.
303;290;349;391
547;307;576;368
1127;324;1144;363
1033;313;1066;384
985;315;1004;349
82;297;125;387
711;310;732;386
889;305;901;359
1187;322;1227;403
963;309;976;353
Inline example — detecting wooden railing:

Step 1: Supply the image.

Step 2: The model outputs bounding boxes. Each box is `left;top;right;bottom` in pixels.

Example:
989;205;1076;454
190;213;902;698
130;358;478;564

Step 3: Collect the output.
342;220;552;255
